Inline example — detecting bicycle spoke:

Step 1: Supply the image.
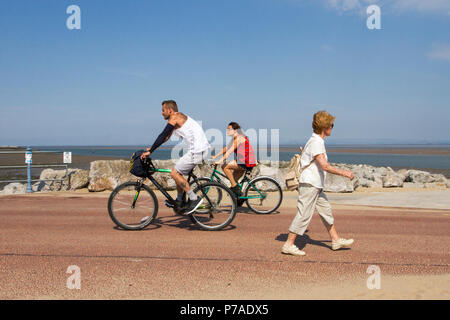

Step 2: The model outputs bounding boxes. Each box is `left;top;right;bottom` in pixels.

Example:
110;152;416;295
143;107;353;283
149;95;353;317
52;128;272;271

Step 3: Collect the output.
245;177;282;214
108;182;158;230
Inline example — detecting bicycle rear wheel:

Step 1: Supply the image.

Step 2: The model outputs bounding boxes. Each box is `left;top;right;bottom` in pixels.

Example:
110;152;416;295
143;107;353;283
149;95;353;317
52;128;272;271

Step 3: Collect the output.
190;182;236;231
244;176;283;214
108;182;158;230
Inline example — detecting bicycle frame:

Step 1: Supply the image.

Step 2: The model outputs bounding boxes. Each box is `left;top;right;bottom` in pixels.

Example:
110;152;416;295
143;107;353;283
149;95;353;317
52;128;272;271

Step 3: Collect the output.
136;159;210;211
207;165;266;200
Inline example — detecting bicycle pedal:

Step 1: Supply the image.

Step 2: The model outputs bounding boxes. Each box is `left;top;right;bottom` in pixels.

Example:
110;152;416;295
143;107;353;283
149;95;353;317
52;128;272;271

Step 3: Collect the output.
165;200;175;208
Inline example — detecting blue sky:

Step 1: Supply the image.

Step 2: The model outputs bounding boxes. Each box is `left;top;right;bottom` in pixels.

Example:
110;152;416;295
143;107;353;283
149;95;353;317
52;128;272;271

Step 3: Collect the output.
0;0;449;146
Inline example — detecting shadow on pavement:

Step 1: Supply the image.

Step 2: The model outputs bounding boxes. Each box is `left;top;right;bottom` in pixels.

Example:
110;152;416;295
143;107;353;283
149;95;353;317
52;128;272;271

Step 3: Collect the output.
275;232;346;251
236;206;280;215
113;215;236;232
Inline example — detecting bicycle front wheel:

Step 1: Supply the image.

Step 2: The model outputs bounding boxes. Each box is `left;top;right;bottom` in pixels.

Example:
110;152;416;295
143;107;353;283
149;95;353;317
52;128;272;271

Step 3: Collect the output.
108;182;158;230
190;182;236;231
189;177;222;214
244;176;283;214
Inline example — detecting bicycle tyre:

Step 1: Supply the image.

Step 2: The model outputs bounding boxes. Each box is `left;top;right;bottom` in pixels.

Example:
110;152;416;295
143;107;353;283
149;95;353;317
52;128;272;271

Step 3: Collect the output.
244;176;283;214
189;181;236;231
108;181;158;230
189;177;223;213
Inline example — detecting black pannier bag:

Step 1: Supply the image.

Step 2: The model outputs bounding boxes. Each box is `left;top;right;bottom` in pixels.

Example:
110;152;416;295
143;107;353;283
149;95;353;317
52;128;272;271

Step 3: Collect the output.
129;150;148;177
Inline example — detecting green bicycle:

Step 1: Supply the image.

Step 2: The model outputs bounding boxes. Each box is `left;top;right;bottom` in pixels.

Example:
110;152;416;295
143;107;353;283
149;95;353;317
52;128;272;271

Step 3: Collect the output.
194;164;283;214
108;158;237;231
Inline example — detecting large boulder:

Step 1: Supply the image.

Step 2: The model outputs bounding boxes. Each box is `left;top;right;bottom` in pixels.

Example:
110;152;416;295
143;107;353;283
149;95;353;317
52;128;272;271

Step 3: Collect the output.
0;183;27;195
324;173;354;193
192;162;213;179
405;170;447;184
88;159;186;192
382;172;404;188
36;168;68;191
355;177;382;188
36;168;88;191
70;169;89;190
88;160;134;192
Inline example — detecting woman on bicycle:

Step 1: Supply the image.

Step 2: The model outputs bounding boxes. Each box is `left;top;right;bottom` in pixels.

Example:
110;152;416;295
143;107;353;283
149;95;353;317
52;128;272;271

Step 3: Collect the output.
212;122;257;199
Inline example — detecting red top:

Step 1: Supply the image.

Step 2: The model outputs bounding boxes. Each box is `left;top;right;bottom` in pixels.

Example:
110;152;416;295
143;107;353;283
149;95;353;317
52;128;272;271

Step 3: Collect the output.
235;136;256;167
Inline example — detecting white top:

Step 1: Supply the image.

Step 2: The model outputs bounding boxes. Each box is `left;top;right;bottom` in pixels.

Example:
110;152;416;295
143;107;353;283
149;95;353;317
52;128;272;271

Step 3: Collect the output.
173;116;210;154
299;133;327;189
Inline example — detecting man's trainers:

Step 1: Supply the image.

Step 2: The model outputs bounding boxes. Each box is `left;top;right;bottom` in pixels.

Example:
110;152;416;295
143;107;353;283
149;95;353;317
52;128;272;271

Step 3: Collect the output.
331;238;354;251
281;244;306;256
183;198;204;215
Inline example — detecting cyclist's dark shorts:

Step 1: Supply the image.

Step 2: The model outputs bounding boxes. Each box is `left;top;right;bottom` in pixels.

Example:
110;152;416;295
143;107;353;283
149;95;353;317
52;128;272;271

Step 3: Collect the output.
238;163;254;171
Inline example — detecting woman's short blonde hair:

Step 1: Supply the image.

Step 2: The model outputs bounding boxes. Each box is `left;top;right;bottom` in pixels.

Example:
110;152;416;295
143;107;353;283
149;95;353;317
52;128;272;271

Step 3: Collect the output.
312;110;336;134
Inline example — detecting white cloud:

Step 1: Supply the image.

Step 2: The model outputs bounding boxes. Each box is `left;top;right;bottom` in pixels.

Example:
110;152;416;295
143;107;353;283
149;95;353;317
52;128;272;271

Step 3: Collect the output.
428;43;450;61
289;0;450;14
325;0;364;12
393;0;450;14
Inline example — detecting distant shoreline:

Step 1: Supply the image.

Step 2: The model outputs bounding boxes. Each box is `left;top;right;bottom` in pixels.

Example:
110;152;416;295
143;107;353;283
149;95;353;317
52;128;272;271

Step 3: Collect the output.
281;147;450;155
6;145;450;155
1;151;449;179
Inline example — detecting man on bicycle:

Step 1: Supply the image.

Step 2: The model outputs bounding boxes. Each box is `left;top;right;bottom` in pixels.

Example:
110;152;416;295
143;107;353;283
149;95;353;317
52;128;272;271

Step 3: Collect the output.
140;100;210;215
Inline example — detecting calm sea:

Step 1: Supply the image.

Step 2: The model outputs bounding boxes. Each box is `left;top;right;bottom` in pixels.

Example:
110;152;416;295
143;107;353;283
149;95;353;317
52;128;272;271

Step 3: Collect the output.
33;145;450;170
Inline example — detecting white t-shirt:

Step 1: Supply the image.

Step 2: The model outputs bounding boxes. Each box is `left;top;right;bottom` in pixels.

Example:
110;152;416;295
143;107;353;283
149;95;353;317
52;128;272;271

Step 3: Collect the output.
299;133;327;189
173;116;210;154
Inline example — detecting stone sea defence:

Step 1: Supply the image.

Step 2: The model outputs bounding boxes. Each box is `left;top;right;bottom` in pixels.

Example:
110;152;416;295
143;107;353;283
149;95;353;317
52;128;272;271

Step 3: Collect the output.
0;158;449;195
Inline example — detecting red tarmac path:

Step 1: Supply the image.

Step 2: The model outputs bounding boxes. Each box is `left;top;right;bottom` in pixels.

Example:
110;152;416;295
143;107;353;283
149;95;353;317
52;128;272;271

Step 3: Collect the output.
0;193;449;299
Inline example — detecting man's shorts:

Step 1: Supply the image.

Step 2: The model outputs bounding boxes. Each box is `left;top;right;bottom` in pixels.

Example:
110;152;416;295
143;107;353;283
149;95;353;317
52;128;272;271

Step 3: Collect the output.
174;151;208;176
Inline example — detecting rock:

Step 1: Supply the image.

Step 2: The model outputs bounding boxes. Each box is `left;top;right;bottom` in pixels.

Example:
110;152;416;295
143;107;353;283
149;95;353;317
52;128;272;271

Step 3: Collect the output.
355;177;382;188
88;160;134;192
324;173;354;193
148;171;177;190
70;169;89;190
0;183;27;195
88;159;185;192
37;168;69;191
37;168;88;191
405;170;428;183
396;169;408;180
193;162;213;179
382;173;404;188
153;159;176;171
430;174;447;183
405;170;446;184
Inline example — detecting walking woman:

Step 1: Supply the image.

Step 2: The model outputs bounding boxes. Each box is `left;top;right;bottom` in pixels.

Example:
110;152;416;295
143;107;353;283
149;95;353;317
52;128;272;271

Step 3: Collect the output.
282;111;355;256
212;122;257;203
